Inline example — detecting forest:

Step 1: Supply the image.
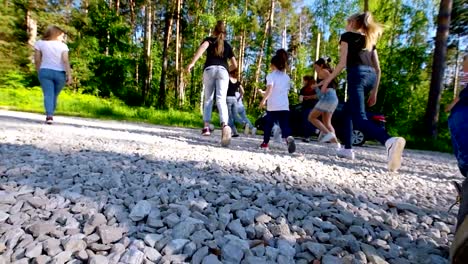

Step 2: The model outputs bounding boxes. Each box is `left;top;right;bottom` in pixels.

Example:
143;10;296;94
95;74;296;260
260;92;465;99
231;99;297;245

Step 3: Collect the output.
0;0;466;150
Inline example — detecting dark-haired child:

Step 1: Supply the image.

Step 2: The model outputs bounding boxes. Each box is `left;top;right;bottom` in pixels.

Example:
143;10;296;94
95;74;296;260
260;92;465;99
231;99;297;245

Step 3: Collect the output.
259;49;296;153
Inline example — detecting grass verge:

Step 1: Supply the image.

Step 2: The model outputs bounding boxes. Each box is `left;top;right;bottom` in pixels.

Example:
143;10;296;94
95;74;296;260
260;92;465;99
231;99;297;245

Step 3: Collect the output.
0;87;219;128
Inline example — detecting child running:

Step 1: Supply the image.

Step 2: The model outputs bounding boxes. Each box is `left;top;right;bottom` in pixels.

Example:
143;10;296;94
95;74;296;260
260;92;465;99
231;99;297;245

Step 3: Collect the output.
309;58;340;146
259;49;296;153
227;67;241;137
235;91;257;136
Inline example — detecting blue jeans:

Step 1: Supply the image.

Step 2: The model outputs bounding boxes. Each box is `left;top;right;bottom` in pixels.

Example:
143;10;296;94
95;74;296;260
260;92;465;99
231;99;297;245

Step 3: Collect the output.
38;68;66;116
235;105;253;129
449;104;468;230
449;104;468;177
203;66;229;125
343;66;390;149
226;96;239;134
263;111;291;144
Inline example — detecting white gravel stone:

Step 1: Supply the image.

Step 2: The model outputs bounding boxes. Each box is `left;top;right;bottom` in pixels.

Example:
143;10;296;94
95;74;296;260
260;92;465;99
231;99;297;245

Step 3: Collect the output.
0;110;457;264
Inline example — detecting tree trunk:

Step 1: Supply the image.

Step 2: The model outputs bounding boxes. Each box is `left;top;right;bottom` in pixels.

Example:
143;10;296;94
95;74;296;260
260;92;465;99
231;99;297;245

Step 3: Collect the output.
364;0;369;11
250;0;275;107
115;0;120;14
174;0;183;107
158;0;175;109
238;0;248;81
143;0;153;104
424;0;452;138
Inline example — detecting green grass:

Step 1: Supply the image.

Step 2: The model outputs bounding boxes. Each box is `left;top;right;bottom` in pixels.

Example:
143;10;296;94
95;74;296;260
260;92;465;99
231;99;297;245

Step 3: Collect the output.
0;86;219;128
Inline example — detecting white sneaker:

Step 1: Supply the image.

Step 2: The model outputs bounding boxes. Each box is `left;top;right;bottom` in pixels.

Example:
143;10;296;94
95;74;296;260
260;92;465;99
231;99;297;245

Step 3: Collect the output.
320;132;336;143
244;125;250;136
251;127;257;136
385;137;406;172
221;125;232;147
337;148;355;160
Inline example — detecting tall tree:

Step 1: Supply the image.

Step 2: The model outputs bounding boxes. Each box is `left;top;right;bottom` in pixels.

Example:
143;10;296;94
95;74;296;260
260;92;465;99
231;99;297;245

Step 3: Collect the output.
142;0;153;104
158;0;175;108
424;0;453;138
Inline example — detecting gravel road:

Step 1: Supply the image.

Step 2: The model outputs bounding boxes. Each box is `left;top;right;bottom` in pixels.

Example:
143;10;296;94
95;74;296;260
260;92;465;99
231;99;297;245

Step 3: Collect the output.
0;110;462;264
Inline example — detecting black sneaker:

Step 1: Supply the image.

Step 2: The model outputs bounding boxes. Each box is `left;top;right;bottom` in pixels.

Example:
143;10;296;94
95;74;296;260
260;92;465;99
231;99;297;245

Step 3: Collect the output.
45;116;53;125
286;136;296;154
201;127;211;136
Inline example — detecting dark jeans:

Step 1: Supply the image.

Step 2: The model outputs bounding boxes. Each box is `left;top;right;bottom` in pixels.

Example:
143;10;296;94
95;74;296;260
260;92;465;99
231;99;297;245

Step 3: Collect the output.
302;107;316;138
263;110;291;144
343;66;390;149
38;68;66;116
449;103;468;229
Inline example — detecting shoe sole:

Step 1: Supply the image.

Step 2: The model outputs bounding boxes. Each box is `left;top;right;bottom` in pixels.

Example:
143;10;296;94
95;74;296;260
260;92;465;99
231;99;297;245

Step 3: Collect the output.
451;216;468;264
319;133;335;143
388;137;406;172
287;137;296;154
221;126;231;147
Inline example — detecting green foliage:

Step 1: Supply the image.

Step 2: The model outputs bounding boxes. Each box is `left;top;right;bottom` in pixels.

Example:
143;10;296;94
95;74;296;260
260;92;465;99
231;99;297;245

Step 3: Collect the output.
0;86;214;128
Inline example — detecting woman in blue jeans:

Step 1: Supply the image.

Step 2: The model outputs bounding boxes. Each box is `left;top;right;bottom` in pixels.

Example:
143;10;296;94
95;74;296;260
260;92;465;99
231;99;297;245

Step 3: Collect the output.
187;20;238;147
321;12;405;172
34;26;72;124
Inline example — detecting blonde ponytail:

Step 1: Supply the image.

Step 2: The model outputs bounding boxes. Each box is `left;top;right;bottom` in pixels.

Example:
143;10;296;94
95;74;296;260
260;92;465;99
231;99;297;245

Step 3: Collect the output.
349;12;383;50
213;20;226;57
362;12;383;50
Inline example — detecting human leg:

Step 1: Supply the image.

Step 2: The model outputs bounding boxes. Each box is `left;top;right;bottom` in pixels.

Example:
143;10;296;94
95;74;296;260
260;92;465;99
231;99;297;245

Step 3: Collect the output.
52;71;66;113
226;96;239;135
276;111;295;153
202;67;216;127
38;69;55;117
308;109;330;135
262;111;276;145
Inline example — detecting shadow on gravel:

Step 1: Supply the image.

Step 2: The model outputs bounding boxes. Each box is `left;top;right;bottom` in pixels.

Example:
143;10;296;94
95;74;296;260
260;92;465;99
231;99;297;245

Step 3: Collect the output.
0;141;452;263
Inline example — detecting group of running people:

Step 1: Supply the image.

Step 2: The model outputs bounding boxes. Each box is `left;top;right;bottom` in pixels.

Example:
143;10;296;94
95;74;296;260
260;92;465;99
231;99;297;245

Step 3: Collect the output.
187;13;405;172
33;13;468;262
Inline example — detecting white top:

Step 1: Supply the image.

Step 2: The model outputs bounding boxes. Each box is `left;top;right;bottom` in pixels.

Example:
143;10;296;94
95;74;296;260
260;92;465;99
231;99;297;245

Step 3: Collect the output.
266;70;290;111
34;40;69;71
235;92;244;107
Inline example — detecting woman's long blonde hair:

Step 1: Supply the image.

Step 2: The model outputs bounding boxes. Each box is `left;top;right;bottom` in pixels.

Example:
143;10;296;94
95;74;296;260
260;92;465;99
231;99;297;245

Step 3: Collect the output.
213;21;226;57
348;12;383;50
43;25;65;41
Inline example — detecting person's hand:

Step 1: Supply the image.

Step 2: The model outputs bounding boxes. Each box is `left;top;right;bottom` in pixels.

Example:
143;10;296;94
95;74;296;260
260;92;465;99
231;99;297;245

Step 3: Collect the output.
259;101;266;109
367;89;378;107
186;63;194;73
66;74;72;85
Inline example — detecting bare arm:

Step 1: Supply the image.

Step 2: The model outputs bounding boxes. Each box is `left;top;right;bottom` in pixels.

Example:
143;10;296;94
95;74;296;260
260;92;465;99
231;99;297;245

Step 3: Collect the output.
230;57;238;70
259;84;273;108
61;51;72;85
34;50;42;72
187;41;209;72
239;84;245;98
371;50;381;91
322;42;347;89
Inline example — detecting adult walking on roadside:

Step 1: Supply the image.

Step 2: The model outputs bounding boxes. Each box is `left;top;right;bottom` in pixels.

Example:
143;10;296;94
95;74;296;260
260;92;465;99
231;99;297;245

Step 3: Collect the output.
447;54;468;264
34;25;72;124
308;58;339;146
321;12;406;172
187;20;237;147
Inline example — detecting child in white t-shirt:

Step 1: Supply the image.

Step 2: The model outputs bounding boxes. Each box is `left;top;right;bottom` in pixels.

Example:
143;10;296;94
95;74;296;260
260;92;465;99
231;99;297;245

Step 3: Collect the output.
259;49;296;153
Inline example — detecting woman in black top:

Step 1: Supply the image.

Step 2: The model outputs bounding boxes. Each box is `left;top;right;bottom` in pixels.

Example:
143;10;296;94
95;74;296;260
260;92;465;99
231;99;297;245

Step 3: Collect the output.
321;12;405;172
187;20;238;147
